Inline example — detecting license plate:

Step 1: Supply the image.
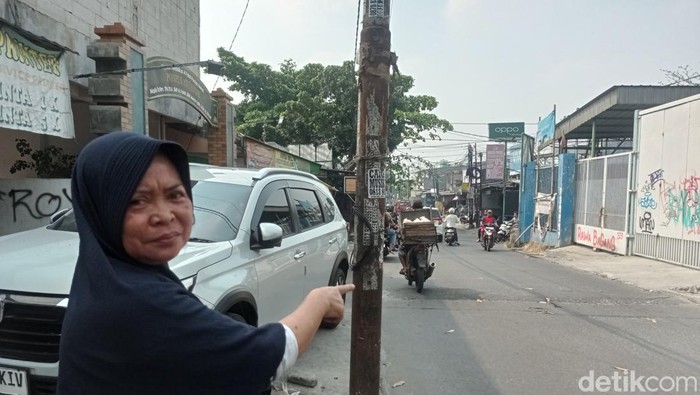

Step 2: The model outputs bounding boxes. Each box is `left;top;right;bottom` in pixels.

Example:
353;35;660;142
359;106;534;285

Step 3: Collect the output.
0;365;29;395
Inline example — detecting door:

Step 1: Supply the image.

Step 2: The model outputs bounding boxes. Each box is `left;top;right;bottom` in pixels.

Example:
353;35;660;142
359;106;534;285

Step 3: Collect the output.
250;182;304;323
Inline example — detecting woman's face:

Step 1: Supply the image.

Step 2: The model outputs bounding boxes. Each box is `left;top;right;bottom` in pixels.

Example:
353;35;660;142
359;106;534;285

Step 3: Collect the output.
123;154;193;265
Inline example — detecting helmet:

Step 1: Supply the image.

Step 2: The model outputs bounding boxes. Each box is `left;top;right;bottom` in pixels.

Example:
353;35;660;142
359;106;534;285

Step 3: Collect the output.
487;209;493;214
386;205;394;212
449;208;455;214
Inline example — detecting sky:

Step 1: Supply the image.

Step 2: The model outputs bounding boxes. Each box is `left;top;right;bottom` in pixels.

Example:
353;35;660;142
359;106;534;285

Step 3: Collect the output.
199;0;700;164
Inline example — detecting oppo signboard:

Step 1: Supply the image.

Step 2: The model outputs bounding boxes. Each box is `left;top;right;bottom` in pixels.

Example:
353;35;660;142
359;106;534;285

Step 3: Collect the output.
488;122;524;141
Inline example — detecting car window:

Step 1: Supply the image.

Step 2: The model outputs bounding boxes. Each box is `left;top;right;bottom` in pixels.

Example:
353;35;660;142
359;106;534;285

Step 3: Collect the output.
191;181;252;241
259;188;295;236
320;194;336;223
290;188;324;231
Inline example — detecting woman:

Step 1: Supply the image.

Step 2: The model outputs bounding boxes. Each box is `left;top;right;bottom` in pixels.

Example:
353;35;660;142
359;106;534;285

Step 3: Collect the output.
58;132;353;394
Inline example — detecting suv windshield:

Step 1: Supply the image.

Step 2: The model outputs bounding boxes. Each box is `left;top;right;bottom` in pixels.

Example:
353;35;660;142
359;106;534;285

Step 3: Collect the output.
47;180;252;243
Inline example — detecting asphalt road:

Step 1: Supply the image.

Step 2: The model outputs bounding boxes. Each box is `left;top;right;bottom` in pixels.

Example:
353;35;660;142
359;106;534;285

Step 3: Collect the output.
379;228;700;394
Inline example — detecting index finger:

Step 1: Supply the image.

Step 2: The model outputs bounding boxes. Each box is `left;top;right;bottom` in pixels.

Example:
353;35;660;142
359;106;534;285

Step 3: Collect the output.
336;284;355;294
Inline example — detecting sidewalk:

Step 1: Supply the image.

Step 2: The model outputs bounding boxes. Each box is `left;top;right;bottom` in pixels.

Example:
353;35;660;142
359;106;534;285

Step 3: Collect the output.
524;244;700;304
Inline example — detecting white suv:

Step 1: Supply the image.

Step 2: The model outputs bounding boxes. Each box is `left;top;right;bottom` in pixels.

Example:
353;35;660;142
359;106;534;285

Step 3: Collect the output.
0;165;349;395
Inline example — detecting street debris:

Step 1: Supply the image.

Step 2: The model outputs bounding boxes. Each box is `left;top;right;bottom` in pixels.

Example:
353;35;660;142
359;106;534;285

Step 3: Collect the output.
392;381;406;388
525;287;534;290
287;373;318;388
477;298;483;303
614;366;630;373
445;329;455;334
674;285;700;294
645;318;657;324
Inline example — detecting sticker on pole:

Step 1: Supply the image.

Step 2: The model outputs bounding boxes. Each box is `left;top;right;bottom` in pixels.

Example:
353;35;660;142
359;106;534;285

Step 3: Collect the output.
367;167;385;198
368;0;386;17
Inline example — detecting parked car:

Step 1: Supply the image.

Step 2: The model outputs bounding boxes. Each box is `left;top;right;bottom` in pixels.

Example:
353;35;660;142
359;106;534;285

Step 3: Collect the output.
425;206;444;242
0;165;350;394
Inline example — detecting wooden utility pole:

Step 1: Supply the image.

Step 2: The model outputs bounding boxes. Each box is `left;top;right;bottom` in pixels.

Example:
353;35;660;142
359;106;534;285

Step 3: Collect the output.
350;0;391;394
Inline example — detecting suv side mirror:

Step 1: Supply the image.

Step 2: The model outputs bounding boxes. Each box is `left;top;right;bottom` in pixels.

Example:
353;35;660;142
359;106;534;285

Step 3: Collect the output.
50;208;71;224
251;222;284;250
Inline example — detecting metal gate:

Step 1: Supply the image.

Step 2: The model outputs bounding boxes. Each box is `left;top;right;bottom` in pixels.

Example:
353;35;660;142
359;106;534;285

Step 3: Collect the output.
573;153;633;254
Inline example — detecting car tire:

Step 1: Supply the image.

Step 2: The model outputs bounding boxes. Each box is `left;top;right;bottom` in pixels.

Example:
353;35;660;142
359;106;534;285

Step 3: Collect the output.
321;265;347;330
226;312;248;324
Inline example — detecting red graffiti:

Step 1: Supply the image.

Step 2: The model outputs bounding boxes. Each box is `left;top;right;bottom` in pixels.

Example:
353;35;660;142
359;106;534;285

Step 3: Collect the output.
576;226;592;242
576;226;618;252
593;230;617;252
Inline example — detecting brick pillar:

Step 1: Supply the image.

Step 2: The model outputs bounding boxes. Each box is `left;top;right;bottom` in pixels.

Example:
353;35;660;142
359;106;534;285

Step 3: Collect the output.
87;22;145;134
208;88;235;166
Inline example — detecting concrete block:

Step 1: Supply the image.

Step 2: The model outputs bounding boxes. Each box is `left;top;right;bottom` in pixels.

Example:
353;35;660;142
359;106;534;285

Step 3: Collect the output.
87;41;127;61
88;76;128;99
90;105;129;134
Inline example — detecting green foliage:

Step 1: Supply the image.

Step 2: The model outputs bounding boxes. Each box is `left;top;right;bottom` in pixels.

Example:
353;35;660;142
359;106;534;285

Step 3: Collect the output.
9;139;76;178
217;49;452;165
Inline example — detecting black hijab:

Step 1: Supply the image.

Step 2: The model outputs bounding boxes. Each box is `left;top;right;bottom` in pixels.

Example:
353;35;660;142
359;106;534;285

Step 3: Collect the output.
58;132;285;394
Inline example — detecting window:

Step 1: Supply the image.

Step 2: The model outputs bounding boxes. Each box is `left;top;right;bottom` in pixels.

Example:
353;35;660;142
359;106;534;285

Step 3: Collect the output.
191;181;252;241
290;188;324;231
321;195;336;223
259;189;294;235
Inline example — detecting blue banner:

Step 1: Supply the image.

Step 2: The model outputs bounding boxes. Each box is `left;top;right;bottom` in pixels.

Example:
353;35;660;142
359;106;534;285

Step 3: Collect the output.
537;111;556;147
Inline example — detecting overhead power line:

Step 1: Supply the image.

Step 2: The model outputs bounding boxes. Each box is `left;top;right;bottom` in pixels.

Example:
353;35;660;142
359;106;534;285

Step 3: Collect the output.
213;0;251;90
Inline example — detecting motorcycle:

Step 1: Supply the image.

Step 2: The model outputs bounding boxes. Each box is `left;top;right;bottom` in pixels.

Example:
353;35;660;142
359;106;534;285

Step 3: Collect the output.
404;243;436;293
459;215;469;225
444;226;458;246
496;219;516;243
481;224;497;251
383;225;400;258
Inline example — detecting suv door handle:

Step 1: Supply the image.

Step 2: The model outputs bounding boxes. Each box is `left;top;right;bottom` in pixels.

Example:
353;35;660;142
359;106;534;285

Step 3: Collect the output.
293;251;306;260
328;237;338;244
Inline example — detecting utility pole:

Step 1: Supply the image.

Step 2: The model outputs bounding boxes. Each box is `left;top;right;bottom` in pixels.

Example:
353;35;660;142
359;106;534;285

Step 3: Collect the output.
350;1;391;394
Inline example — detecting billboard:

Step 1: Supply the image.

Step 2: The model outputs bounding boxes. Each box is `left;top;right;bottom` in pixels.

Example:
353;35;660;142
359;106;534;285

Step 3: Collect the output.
488;122;524;141
486;144;505;180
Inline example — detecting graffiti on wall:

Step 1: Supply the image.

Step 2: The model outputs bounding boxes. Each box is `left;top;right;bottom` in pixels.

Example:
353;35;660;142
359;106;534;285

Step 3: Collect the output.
0;187;71;222
638;168;700;236
0;179;72;236
575;224;627;254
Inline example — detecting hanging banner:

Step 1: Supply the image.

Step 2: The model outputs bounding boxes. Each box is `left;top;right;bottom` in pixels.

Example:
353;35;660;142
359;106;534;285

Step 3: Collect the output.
485;144;505;180
0;26;74;138
245;139;274;168
537;111;556;148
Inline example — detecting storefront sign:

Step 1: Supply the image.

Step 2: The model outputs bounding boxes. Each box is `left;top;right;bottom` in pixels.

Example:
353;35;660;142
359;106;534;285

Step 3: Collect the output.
146;56;217;126
0;26;74;138
488;122;524;141
486;144;505;180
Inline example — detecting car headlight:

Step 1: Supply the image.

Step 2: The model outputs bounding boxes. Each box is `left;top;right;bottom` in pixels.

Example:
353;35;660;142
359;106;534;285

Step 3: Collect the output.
180;275;197;291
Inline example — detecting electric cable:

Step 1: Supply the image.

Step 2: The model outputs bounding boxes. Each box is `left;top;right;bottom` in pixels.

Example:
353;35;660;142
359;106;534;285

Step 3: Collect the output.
213;0;251;90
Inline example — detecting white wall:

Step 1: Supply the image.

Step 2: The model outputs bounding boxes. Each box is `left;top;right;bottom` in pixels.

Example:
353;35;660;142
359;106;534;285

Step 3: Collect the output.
636;94;700;241
0;178;72;236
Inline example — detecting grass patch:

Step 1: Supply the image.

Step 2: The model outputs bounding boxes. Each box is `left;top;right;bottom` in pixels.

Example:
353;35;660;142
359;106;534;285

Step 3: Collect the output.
522;241;549;254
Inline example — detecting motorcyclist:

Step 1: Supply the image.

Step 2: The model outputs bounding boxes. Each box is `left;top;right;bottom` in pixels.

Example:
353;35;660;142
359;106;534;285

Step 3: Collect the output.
398;198;423;275
444;207;460;245
477;209;497;242
385;205;398;251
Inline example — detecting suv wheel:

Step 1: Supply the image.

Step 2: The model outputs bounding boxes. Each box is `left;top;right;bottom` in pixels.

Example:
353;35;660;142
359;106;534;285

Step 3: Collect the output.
320;264;348;329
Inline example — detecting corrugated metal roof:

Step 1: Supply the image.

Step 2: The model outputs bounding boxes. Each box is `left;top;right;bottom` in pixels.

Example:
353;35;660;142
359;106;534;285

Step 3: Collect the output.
556;86;700;140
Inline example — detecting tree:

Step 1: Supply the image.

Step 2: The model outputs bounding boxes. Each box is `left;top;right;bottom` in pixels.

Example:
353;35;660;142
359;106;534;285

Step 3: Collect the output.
661;65;700;86
9;139;76;178
216;49;452;165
